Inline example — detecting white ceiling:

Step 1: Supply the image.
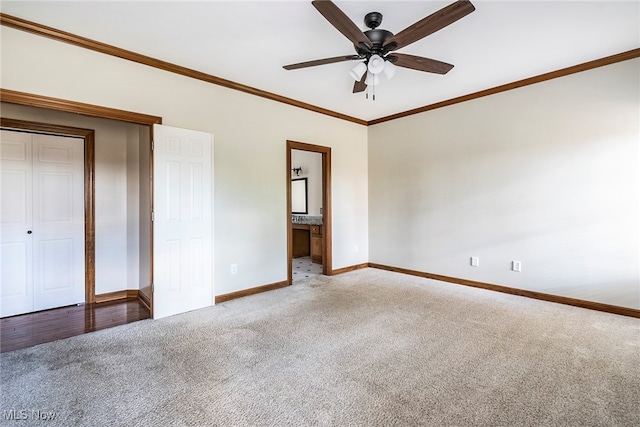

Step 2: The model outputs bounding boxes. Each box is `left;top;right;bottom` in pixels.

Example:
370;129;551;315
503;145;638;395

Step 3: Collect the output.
2;1;639;121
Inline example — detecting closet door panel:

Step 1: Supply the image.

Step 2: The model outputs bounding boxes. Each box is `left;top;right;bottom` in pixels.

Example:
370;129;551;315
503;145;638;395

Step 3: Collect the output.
32;134;85;312
0;130;34;317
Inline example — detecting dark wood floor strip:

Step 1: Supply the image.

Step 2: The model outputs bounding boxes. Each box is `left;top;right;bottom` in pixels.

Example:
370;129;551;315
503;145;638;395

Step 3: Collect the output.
0;299;150;353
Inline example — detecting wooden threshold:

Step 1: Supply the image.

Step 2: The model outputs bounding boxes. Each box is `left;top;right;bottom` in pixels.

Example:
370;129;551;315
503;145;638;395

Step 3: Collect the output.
368;263;640;319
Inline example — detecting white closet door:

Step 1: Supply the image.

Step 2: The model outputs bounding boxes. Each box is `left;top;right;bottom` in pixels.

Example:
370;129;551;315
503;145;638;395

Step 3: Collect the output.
153;124;213;319
1;131;34;317
0;131;85;317
31;134;85;312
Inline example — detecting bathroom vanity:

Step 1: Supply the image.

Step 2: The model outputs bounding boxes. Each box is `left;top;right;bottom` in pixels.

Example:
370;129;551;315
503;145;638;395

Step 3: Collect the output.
292;216;323;263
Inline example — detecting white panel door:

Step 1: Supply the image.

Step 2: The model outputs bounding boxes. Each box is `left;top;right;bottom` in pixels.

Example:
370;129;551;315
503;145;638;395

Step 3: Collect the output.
31;134;85;312
0;131;34;317
0;130;85;317
153;124;213;319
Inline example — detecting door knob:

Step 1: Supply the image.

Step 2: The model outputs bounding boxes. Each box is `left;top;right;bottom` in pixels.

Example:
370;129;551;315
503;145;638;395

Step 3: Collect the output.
27;230;32;234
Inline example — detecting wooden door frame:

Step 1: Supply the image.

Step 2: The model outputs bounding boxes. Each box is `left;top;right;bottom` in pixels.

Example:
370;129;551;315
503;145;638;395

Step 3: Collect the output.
287;140;332;284
1;89;162;315
0;117;96;303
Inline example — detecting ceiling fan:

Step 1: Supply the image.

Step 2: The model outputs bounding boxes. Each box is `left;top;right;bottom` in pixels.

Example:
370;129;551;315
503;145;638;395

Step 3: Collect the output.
283;0;475;96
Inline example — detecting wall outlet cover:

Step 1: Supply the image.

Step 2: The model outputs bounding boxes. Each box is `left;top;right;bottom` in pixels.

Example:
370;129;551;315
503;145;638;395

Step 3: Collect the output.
512;261;522;272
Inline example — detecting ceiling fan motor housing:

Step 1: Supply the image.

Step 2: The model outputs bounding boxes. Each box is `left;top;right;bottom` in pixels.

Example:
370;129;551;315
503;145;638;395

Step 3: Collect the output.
355;12;394;57
364;29;393;48
356;28;394;58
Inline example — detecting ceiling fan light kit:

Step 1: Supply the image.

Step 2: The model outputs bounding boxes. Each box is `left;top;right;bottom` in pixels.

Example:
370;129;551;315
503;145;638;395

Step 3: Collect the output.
349;61;368;80
364;72;380;87
367;54;385;74
283;0;476;98
382;60;397;80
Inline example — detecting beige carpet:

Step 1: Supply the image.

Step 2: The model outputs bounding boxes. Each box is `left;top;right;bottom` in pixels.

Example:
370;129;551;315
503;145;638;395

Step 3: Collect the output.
1;268;639;426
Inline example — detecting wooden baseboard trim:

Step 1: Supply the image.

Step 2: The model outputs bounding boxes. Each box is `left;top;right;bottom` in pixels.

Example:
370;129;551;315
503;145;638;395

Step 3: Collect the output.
215;280;289;304
215;263;368;303
137;291;151;311
95;290;139;304
332;263;369;275
368;263;640;319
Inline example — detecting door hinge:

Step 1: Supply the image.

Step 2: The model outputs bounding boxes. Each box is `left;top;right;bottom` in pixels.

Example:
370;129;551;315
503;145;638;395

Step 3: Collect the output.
151;140;154;150
151;283;154;292
151;211;154;221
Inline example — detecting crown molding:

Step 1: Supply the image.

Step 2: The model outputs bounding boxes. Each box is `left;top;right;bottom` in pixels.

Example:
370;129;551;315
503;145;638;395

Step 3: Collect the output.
0;13;367;126
368;48;640;125
1;13;637;127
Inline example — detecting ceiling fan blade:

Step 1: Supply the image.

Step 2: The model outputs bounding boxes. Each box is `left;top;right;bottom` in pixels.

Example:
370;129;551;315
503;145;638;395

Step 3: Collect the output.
383;0;475;51
353;73;367;93
312;0;372;48
389;53;454;74
283;55;360;70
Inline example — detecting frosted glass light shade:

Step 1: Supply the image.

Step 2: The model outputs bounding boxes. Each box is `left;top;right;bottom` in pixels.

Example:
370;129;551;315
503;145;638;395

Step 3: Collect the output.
364;72;379;86
383;60;397;80
367;54;385;74
349;62;367;81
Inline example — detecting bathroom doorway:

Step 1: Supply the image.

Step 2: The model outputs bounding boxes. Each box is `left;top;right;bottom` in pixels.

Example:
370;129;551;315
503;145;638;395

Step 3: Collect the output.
286;140;331;284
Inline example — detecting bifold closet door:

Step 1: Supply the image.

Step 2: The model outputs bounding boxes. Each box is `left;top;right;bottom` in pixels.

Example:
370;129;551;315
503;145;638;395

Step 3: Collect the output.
1;131;34;316
1;130;85;317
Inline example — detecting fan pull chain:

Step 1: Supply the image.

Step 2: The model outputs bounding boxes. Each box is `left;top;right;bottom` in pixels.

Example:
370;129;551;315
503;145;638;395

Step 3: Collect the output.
365;81;376;101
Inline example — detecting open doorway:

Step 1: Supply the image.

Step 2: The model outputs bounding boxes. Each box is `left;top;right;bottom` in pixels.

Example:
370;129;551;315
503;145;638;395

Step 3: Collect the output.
286;140;332;284
1;91;160;317
0;111;153;351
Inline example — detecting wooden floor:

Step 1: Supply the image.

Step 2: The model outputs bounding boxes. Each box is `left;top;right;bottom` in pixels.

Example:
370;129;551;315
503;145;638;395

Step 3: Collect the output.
0;299;150;353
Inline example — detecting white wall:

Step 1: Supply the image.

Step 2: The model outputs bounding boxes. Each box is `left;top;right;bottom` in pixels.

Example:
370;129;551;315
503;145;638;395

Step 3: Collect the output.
369;58;640;309
9;24;635;311
0;26;369;295
291;149;322;216
0;103;148;294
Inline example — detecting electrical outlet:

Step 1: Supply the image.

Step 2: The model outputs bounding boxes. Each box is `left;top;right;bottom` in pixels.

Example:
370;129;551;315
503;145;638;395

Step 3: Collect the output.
354;244;359;253
512;261;522;272
470;256;479;267
231;263;238;275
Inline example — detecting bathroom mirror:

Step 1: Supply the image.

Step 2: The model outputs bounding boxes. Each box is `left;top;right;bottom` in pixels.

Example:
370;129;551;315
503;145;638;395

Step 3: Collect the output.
291;178;308;214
